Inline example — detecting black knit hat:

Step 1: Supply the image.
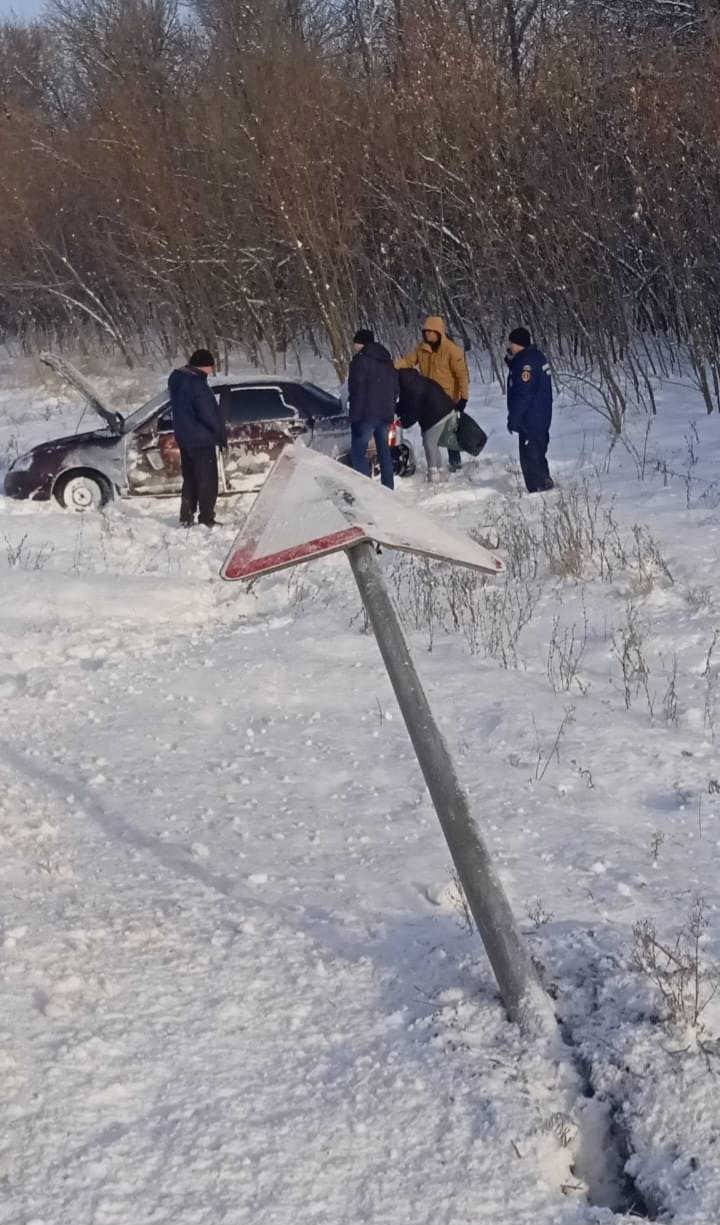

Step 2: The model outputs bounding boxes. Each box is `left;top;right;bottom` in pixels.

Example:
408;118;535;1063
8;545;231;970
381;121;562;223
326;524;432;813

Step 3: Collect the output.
508;327;531;348
188;348;215;368
353;328;374;346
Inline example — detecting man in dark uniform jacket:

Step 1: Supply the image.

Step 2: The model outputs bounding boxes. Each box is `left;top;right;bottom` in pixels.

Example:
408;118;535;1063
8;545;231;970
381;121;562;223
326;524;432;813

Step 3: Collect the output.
506;327;554;493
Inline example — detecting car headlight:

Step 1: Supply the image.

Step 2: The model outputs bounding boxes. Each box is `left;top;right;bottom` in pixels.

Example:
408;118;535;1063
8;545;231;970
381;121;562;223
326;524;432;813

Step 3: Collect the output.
9;450;36;473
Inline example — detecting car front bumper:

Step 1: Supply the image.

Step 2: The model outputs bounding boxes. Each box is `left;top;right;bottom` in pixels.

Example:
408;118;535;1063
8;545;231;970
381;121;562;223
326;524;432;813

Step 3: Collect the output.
3;467;53;500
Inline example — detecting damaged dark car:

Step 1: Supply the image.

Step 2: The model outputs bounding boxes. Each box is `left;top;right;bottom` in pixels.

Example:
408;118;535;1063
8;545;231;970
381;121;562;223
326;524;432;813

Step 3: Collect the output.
3;354;358;511
4;354;417;511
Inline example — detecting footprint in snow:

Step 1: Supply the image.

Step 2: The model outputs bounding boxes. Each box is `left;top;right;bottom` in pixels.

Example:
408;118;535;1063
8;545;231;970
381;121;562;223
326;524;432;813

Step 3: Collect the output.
0;674;27;698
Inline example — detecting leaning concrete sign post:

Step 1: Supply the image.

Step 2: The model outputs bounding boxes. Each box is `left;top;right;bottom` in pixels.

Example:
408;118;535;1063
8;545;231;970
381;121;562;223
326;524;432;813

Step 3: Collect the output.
222;446;554;1031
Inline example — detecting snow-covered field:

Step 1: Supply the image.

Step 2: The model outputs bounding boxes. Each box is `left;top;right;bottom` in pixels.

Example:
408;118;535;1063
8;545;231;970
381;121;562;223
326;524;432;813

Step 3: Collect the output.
2;352;720;1224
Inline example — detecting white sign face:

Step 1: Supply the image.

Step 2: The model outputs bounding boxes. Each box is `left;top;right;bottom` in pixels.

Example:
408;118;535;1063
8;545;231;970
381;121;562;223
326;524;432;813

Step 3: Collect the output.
221;444;504;580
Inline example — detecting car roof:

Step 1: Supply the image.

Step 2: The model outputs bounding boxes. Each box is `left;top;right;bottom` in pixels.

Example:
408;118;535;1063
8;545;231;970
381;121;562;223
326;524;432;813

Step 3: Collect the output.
142;375;332;402
211;374;298;386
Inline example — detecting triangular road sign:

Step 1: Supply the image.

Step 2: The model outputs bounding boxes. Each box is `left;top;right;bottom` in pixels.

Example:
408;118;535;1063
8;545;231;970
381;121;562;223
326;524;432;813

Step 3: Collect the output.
221;445;504;581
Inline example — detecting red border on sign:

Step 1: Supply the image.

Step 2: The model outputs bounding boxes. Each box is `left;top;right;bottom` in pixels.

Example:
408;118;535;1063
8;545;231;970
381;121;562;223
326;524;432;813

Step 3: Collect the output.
223;525;366;580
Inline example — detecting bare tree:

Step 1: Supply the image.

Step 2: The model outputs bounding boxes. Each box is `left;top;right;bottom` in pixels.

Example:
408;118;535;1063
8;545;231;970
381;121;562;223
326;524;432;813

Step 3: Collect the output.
0;0;719;393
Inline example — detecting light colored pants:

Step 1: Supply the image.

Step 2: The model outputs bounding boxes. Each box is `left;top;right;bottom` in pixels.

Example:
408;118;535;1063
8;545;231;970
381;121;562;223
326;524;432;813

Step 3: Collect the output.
423;413;454;470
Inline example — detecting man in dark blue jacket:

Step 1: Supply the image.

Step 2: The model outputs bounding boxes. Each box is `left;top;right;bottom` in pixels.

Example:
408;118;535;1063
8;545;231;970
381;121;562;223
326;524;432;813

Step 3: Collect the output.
168;349;227;527
348;328;398;490
506;327;554;493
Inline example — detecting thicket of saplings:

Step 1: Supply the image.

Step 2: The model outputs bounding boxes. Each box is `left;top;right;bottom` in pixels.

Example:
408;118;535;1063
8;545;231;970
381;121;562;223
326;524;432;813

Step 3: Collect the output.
1;0;720;423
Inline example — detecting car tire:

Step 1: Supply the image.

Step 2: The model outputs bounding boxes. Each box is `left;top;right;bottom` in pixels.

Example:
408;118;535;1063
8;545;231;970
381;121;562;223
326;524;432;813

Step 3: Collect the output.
394;443;416;478
55;470;113;511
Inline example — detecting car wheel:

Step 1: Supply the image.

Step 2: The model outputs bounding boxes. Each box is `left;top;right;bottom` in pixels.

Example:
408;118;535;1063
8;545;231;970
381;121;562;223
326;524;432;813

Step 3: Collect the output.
394;443;416;478
55;470;112;511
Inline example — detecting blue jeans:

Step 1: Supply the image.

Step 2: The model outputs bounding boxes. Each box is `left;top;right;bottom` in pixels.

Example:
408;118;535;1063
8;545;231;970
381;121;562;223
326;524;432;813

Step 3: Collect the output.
350;422;394;490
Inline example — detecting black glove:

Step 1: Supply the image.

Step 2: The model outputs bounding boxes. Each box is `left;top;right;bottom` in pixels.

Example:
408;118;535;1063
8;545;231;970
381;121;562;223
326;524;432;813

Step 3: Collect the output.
504;354;512;369
456;398;467;412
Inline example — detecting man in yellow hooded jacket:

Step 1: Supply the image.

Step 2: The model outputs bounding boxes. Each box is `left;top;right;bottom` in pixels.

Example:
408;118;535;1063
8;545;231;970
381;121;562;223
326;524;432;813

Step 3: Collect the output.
395;316;469;472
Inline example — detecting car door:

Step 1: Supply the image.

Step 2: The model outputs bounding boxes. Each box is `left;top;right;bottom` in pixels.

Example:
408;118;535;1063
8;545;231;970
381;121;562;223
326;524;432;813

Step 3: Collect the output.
219;385;307;493
125;400;184;496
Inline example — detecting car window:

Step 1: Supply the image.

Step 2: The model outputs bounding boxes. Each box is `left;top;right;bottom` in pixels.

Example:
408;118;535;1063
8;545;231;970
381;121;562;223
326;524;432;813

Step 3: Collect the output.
123;391;171;434
226;387;294;424
149;391;221;435
156;403;173;433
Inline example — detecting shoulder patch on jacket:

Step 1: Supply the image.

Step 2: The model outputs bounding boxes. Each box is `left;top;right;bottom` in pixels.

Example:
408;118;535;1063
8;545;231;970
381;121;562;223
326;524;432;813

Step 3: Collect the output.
521;366;532;383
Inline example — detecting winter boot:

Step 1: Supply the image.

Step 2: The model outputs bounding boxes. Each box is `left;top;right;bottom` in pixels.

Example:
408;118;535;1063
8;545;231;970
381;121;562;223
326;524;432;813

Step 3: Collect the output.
427;467;440;483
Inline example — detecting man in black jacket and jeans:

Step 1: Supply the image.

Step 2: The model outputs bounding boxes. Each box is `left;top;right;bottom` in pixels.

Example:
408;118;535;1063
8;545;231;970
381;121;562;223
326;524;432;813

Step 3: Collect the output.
348;329;398;490
168;349;227;527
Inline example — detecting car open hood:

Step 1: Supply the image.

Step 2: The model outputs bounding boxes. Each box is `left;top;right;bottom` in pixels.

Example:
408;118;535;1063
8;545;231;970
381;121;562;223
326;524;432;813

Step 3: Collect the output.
40;352;125;436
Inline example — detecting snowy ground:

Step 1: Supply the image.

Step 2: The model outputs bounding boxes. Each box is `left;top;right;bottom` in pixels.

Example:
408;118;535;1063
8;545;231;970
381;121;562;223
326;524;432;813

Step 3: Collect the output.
1;352;720;1224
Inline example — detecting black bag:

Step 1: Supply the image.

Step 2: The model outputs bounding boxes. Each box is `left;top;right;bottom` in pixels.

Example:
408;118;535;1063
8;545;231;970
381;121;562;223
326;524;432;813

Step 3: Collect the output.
456;412;488;457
